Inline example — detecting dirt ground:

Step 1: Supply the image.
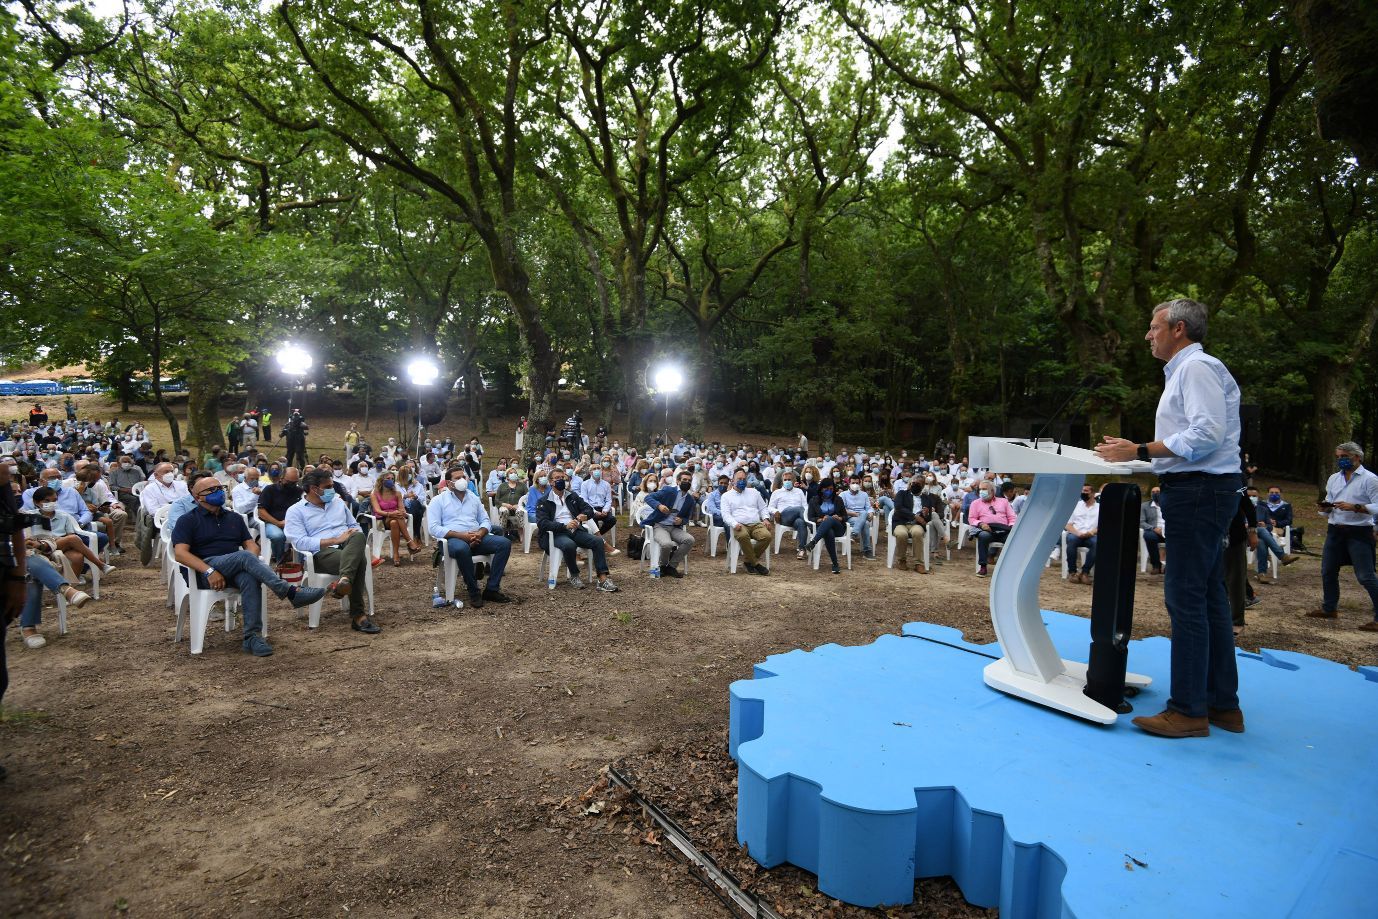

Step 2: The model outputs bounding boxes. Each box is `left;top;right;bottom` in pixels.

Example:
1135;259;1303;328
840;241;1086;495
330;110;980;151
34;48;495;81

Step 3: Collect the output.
3;393;1376;917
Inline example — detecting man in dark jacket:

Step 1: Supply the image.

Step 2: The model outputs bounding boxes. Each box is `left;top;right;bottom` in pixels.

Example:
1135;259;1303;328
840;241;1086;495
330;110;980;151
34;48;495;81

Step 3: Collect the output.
535;468;618;591
642;468;698;577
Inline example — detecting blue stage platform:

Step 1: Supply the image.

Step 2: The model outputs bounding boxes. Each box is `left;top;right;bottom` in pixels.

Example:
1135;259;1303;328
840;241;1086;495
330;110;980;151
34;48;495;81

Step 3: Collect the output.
729;611;1378;916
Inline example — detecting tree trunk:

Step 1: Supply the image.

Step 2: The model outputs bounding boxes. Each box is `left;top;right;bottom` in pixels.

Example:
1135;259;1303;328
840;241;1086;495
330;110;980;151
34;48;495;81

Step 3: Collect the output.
363;379;372;432
186;370;227;458
118;372;132;414
684;325;713;443
151;381;181;456
617;337;653;446
1312;360;1356;488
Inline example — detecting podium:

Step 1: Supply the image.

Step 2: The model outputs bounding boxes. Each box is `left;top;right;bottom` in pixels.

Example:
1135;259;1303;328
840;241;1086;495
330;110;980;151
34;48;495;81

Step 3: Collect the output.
968;437;1154;724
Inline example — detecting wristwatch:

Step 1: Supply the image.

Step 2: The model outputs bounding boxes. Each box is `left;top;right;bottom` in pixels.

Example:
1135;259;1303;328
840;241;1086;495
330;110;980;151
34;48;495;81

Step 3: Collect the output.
1136;443;1150;462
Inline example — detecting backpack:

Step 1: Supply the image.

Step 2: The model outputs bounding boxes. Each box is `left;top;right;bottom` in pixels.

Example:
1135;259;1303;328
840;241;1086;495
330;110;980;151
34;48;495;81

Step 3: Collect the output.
627;531;646;559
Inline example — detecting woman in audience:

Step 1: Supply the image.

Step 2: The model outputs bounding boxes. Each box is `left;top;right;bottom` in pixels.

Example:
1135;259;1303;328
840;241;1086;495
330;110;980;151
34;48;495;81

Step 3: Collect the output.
801;463;822;501
397;464;429;542
370;471;421;565
25;486;111;579
629;475;659;526
806;480;848;574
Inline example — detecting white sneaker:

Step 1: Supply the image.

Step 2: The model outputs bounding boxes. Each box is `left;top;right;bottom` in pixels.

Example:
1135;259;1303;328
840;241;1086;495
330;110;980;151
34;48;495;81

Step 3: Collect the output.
596;577;619;592
101;563;117;575
61;586;92;609
607;547;621;556
23;631;47;649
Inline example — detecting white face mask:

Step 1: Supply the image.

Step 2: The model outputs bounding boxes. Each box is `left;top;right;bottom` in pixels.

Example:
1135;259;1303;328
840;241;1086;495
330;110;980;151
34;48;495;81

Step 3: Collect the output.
849;484;860;493
40;501;58;513
159;472;174;485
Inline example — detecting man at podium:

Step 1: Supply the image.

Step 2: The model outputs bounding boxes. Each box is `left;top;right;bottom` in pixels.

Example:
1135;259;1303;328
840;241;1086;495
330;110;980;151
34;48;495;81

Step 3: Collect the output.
1096;298;1245;739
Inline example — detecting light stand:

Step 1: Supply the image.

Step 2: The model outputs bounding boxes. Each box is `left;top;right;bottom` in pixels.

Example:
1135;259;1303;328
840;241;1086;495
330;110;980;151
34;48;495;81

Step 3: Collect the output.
274;344;313;454
406;357;440;460
653;365;683;448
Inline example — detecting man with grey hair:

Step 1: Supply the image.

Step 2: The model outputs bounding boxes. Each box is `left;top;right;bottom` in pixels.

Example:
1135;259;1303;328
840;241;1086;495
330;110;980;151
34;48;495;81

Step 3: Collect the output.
1097;297;1244;738
1308;441;1378;631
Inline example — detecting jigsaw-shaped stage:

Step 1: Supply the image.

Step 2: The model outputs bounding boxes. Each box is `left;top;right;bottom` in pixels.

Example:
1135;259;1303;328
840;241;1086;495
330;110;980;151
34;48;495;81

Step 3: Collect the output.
729;611;1378;916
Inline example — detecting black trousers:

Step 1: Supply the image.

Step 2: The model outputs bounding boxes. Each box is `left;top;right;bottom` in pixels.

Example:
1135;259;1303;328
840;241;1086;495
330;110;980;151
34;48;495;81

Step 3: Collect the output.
285;436;306;468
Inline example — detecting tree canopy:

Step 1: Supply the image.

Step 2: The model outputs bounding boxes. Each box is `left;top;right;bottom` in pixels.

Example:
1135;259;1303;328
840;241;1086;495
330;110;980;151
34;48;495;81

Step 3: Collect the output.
1;0;1374;484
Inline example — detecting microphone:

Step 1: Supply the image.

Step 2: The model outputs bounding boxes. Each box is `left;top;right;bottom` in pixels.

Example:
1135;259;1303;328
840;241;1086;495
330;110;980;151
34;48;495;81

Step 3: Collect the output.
1031;375;1105;448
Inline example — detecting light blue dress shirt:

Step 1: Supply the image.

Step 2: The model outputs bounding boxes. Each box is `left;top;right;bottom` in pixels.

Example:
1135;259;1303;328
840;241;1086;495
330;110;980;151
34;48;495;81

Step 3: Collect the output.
427;488;489;540
22;482;92;526
1323;466;1378;526
1152;343;1242;475
284;495;361;554
582;478;612;511
163;494;199;536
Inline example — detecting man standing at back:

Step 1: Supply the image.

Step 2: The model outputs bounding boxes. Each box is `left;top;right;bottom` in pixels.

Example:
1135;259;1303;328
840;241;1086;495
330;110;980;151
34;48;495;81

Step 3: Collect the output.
1097;298;1244;739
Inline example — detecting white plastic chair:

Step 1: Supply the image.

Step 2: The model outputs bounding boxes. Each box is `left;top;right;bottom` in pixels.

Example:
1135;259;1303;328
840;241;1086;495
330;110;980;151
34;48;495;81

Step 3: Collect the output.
130;480;146;497
772;505;810;555
173;562;256;655
539;525;594;589
290;538;377;629
726;523;773;573
885;510;932;572
1060;530;1089;579
155;504;173;584
706;513;726;557
437;536;494;604
639;523;691;578
807;509;853;570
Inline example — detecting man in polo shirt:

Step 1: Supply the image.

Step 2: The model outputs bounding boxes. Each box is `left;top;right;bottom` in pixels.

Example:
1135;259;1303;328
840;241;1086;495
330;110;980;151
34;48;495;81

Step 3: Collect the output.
427;466;513;608
284;469;379;634
256;466;302;563
171;476;327;657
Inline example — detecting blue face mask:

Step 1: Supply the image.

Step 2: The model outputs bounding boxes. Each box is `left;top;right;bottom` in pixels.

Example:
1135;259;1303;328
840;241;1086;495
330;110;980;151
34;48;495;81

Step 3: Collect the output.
203;489;226;507
236;473;245;483
1268;495;1281;504
717;484;728;493
320;487;336;503
1338;457;1355;471
383;478;395;489
50;479;62;492
822;488;833;497
734;480;747;491
783;481;794;490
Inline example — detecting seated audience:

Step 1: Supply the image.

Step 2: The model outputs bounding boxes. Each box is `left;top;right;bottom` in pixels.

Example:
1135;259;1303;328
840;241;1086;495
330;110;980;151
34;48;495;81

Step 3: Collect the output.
806;480;848;574
284;469;379;633
1064;486;1099;584
768;471;808;559
967;482;1016;577
534;468;618;591
642;469;697;578
426;466;513;608
173;476;329;656
723;469;773;574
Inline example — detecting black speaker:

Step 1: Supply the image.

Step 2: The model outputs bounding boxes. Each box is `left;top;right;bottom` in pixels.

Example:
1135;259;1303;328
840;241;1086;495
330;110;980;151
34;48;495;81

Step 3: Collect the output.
1083;482;1141;714
392;398;408;414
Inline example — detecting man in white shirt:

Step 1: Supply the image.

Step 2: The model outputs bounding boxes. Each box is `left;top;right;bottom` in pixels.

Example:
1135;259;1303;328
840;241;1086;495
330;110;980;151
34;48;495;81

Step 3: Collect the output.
722;469;773;574
283;469;379;633
140;463;188;517
1311;441;1378;631
1097;298;1244;739
232;466;263;520
768;470;808;559
1064;487;1099;584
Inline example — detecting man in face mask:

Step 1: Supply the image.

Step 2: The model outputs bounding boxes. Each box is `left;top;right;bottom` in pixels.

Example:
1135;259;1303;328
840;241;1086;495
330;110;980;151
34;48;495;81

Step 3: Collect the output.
723;469;773;574
580;464;618;554
232;466;263;521
427;467;513;607
284;469;378;634
534;469;618;591
256;466;302;563
967;480;1017;577
644;469;698;578
1063;487;1099;584
173;476;328;656
1312;442;1378;630
841;475;876;560
702;474;731;531
768;471;809;559
109;453;146;507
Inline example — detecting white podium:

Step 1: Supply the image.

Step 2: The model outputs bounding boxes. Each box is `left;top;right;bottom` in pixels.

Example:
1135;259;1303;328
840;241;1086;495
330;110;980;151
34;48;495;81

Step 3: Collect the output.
968;437;1155;724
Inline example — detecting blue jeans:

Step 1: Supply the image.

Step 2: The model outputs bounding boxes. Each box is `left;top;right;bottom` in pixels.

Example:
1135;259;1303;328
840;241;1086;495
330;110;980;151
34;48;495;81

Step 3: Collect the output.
976;523;1011;566
21;555;69;628
1320;524;1378;618
443;534;512;595
1160;473;1242;717
848;513;873;553
1064;533;1097;573
550;526;608;576
1142;528;1163;570
1254;526;1286;572
811;517;847;567
778;506;808;548
405;498;426;540
197;551;293;640
262;523;286;562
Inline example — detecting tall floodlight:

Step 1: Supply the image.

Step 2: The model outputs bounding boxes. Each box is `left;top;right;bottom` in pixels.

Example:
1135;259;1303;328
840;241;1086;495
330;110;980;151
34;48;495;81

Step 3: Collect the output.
275;344;313;421
407;356;441;457
653;364;683;446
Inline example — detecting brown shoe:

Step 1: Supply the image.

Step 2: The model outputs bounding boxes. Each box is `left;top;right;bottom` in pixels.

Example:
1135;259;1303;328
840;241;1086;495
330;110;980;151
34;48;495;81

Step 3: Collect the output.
1069;572;1082;584
329;577;351;599
896;559;908;570
1132;708;1210;738
1305;609;1338;619
1359;621;1378;633
1280;554;1299;566
1207;708;1245;733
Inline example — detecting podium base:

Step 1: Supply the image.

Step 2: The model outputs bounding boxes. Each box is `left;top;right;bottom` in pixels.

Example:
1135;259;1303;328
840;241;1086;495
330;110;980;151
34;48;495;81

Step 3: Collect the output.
983;657;1153;725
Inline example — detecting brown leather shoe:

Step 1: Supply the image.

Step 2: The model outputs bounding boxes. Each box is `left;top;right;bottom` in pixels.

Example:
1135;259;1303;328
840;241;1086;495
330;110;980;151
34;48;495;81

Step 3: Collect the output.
1131;708;1210;738
1207;707;1245;733
1305;608;1338;619
1281;554;1299;566
1359;621;1378;633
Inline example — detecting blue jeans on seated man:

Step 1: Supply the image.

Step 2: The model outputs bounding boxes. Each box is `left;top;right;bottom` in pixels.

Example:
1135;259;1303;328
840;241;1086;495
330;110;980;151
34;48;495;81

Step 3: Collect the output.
976;523;1011;566
262;522;286;563
1064;533;1097;574
778;506;808;548
1159;472;1241;718
1255;526;1287;573
1142;527;1163;570
848;514;873;554
1320;524;1378;618
191;551;295;640
21;555;69;628
550;525;609;576
443;534;512;595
